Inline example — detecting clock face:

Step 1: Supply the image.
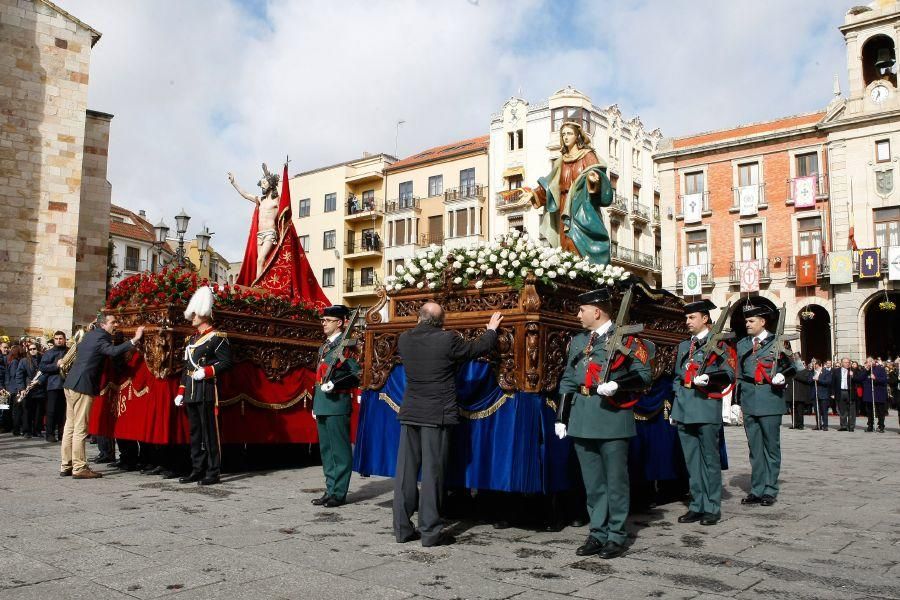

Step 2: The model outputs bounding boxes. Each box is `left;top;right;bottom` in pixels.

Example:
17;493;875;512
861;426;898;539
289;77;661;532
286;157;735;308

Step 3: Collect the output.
871;85;890;104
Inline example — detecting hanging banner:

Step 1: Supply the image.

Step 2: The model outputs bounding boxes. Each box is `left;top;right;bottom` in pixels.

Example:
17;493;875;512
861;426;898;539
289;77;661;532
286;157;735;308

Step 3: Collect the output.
682;193;703;224
739;260;760;292
795;254;818;287
738;185;759;216
792;175;817;208
889;246;900;281
829;250;853;285
682;264;703;296
858;248;881;279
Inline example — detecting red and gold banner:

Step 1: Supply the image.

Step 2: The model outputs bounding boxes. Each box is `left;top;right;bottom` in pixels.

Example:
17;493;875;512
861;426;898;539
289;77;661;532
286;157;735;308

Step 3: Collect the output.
795;254;817;287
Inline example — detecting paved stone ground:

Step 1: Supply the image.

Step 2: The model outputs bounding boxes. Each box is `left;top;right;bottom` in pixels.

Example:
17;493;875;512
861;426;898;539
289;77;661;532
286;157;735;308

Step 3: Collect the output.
1;416;898;600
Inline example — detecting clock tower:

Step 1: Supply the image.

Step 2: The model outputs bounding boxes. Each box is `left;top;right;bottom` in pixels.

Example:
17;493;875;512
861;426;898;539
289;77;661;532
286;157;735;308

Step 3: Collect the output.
840;0;899;115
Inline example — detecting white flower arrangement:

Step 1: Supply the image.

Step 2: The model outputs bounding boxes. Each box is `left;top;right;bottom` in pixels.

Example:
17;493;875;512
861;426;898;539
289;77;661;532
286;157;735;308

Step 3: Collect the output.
382;230;631;294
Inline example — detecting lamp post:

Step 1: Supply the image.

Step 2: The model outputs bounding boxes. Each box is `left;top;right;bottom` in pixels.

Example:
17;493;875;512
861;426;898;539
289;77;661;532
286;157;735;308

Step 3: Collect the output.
151;210;213;272
152;218;170;273
174;209;191;267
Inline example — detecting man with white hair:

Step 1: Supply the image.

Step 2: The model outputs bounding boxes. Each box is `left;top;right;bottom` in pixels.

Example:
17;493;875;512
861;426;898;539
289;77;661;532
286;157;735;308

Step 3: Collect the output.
174;287;233;486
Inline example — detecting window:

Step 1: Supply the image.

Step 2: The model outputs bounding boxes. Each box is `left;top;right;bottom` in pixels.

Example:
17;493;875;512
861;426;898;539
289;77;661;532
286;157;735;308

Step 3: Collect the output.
551;106;591;132
738;162;759;187
634;228;642;253
323;229;335;250
390;219;407;246
389;259;405;275
361;189;375;211
684;171;704;195
795;152;818;176
361;267;375;287
610;222;619;246
299;235;309;252
608;137;618;158
508;129;524;150
507;215;524;233
361;227;379;251
428;175;443;197
686;230;708;266
874;206;900;248
448;209;469;238
740;223;764;260
632;148;641;167
324;193;337;212
322;268;335;287
876;139;891;163
298;198;310;217
125;246;140;272
399;181;413;203
797;216;823;256
459;168;475;195
517;129;524;149
507;175;523;190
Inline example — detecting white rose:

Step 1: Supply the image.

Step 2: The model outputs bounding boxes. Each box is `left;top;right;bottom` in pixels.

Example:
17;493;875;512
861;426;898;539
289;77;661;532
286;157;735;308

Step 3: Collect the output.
466;267;476;274
428;282;437;289
416;282;424;289
395;265;405;274
500;249;509;259
520;268;528;276
512;259;521;268
498;267;506;276
568;270;578;279
486;268;494;276
453;277;462;284
425;272;435;280
481;264;489;272
535;267;545;277
620;273;630;281
547;271;557;279
606;277;614;285
475;280;484;289
452;261;462;269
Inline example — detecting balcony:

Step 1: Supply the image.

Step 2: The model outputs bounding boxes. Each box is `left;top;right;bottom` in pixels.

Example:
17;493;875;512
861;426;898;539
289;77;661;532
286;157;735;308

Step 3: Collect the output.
344;275;379;296
444;184;486;203
496;189;531;213
676;192;711;220
729;258;772;284
385;196;421;214
345;198;383;221
610;243;661;272
786;254;828;280
786;174;829;205
608;194;630;219
730;183;768;213
419;232;444;246
675;263;715;289
345;236;382;260
652;205;661;228
631;201;651;225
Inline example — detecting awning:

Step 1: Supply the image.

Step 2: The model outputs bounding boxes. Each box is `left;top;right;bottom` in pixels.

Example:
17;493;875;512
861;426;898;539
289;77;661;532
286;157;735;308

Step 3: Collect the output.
502;166;524;178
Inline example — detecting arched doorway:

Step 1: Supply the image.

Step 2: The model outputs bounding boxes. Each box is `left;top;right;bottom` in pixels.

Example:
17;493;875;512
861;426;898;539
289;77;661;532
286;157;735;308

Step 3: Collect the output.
864;291;900;360
730;296;779;337
798;304;831;362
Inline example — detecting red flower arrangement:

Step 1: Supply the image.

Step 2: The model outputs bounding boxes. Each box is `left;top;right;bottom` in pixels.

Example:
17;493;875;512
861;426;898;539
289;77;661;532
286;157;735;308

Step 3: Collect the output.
106;267;324;321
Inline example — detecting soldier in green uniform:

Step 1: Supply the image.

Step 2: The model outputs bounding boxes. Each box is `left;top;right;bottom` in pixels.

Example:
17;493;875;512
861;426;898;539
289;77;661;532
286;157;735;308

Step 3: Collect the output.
556;286;654;559
736;302;801;507
311;305;361;508
672;299;735;526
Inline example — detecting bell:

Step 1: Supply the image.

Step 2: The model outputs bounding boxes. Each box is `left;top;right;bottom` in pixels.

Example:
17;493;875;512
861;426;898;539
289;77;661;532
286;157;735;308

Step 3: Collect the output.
875;47;896;71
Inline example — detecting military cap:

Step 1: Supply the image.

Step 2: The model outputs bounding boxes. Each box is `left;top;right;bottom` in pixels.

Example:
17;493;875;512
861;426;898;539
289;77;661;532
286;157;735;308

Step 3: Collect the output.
742;300;772;318
577;285;612;307
683;299;716;315
323;305;351;319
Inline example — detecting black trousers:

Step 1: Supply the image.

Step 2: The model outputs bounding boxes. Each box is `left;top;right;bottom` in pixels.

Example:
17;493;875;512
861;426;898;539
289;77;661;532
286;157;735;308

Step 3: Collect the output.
393;424;450;545
21;395;44;435
186;401;221;477
791;401;808;428
45;389;65;438
10;393;25;434
836;390;855;430
96;436;116;460
864;402;886;430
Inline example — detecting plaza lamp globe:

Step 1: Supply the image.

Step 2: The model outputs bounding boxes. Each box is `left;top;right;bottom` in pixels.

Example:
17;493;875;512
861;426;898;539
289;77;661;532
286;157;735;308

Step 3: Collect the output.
196;226;213;254
154;219;169;244
175;209;191;236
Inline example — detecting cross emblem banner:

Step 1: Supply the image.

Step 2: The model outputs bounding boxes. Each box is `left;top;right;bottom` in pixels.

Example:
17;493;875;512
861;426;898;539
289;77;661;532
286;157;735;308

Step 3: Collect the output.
682;264;703;296
792;175;817;208
682;193;702;224
739;260;760;292
858;248;881;279
796;254;817;287
889;246;900;281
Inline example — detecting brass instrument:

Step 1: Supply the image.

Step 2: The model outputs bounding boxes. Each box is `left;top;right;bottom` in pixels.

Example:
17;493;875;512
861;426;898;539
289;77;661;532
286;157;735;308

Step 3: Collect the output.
18;371;43;402
59;328;86;379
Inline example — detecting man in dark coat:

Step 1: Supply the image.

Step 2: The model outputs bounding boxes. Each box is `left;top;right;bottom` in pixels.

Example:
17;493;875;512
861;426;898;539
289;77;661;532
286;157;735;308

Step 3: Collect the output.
39;331;68;442
393;302;501;547
62;315;144;478
830;357;857;431
854;357;888;433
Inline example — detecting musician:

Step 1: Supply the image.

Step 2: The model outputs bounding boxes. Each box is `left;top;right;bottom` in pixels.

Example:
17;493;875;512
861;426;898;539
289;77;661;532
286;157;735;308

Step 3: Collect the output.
853;357;888;433
16;342;45;439
174;286;232;486
39;331;68;442
735;302;802;506
556;285;654;559
62;314;144;479
311;305;361;508
672;299;734;526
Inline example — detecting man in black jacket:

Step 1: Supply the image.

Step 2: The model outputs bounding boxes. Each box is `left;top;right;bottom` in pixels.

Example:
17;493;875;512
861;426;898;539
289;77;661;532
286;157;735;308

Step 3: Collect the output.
62;315;144;479
830;357;856;431
392;302;502;547
39;331;68;442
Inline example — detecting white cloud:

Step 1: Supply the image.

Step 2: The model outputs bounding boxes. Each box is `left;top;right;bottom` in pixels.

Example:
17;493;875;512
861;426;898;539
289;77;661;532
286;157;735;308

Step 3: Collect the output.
54;0;851;260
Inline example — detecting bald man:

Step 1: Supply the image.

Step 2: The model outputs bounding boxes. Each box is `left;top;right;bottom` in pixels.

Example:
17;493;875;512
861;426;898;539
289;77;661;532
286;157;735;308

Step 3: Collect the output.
393;302;502;547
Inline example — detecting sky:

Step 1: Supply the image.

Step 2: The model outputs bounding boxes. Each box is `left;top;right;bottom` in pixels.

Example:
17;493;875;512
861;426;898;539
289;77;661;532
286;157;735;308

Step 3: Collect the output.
53;0;852;262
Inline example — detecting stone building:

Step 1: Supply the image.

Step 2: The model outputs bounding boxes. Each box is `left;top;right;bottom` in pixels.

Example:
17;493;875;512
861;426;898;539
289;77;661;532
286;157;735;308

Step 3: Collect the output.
0;0;111;334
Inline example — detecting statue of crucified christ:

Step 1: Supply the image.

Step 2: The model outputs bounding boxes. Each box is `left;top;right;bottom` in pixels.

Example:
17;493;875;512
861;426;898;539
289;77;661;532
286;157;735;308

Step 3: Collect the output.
227;164;280;279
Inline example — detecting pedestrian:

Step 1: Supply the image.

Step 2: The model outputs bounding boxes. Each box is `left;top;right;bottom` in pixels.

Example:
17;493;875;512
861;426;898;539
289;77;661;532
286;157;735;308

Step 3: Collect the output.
7;345;25;435
671;299;735;527
854;357;888;433
310;304;361;508
790;359;810;430
39;331;68;442
830;357;857;431
809;359;831;430
393;302;501;547
62;315;144;478
735;302;802;507
555;286;654;559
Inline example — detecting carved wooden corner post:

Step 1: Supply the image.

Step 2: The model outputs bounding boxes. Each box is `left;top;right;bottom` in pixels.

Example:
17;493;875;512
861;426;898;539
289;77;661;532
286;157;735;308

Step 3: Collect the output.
518;274;543;393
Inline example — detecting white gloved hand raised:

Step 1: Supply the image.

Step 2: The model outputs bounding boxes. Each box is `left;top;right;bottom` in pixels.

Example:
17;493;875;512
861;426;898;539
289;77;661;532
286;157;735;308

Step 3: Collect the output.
554;422;567;439
174;395;183;407
596;381;619;397
320;381;335;393
692;374;710;387
192;370;206;381
771;373;786;386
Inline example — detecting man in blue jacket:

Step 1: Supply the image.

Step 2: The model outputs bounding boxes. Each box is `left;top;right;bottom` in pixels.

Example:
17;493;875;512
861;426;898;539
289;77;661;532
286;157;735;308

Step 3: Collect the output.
855;357;888;433
39;331;68;442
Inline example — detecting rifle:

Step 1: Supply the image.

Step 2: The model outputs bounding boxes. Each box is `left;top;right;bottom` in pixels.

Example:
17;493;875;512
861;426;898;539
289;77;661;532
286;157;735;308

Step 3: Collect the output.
695;302;735;378
601;286;644;383
321;306;362;386
766;304;799;381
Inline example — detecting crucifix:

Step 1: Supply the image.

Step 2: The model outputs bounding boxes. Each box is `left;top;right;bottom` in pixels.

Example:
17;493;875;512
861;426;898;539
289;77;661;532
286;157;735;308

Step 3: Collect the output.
801;261;812;277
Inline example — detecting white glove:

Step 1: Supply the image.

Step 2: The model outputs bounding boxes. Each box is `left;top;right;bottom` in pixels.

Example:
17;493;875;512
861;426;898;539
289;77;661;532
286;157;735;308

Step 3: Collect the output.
192;370;206;381
320;381;335;393
174;395;183;407
554;422;567;439
772;373;786;386
596;381;619;397
692;374;710;387
311;410;316;419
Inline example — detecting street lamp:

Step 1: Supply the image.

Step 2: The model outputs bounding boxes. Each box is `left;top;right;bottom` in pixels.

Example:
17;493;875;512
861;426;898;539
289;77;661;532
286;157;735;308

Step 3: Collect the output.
196;226;212;253
152;210;199;270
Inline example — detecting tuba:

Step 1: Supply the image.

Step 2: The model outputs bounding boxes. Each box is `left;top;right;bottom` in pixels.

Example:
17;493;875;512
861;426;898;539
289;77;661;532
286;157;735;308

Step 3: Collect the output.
59;327;87;379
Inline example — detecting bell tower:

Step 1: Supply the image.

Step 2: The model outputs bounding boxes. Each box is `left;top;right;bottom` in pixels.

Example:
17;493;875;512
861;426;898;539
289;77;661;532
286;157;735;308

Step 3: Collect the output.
841;1;900;114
